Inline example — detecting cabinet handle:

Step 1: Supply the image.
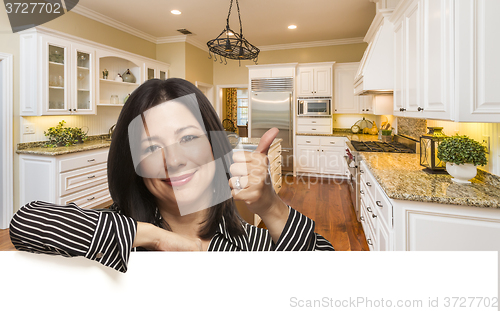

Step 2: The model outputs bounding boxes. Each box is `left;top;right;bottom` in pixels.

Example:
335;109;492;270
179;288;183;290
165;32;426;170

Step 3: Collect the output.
360;216;365;222
87;159;96;162
376;201;383;207
312;128;316;130
418;107;424;111
312;121;316;123
360;169;364;173
367;206;373;213
87;175;95;179
366;182;372;187
306;140;311;143
399;108;407;112
367;238;373;246
372;214;377;219
87;196;95;201
360;190;364;195
330;141;335;144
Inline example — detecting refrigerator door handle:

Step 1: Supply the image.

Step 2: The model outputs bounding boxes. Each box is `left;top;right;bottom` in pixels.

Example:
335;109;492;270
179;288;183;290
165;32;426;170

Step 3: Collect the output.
289;93;293;146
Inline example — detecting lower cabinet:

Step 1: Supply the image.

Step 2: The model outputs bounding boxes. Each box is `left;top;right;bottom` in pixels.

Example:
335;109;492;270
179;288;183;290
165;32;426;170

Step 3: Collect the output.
19;148;111;209
295;136;347;177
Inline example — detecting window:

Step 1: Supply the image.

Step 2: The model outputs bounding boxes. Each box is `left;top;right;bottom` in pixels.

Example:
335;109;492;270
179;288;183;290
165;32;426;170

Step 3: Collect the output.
236;89;248;126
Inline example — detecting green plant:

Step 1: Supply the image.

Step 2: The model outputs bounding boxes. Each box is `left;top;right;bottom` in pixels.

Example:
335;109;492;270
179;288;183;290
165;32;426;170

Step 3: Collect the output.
44;120;88;147
437;134;487;166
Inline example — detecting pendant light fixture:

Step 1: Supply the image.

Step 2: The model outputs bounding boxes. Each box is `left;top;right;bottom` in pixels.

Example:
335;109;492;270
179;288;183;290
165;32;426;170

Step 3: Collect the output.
207;0;259;65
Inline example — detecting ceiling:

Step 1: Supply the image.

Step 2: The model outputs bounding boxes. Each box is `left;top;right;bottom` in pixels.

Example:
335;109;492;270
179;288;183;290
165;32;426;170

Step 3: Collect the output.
75;0;376;48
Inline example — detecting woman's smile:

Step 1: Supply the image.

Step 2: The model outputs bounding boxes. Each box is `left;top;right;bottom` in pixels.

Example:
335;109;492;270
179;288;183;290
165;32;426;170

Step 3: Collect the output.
163;170;197;187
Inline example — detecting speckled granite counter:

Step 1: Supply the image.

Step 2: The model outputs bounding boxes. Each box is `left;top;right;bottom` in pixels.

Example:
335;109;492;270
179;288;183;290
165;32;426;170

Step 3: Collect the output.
16;136;282;156
359;153;500;209
296;131;379;142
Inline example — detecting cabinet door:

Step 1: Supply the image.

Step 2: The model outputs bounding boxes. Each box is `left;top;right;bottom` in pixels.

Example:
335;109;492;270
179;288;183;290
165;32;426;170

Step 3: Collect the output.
297;68;314;96
319;147;344;175
418;0;452;119
296;146;319;173
314;67;331;96
404;1;420;113
158;65;168;81
393;21;405;114
72;43;95;115
42;36;70;115
377;218;392;251
145;64;156;81
357;95;373;114
334;66;359;114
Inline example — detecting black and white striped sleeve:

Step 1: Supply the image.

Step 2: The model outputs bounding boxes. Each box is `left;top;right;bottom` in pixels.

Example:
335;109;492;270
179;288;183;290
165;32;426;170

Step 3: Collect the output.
274;206;335;251
9;201;137;273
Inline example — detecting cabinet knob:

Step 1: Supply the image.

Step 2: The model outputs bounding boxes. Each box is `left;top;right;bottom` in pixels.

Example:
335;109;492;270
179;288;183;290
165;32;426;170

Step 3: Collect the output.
362;109;365;111
376;201;383;207
418;107;424;111
372;214;377;219
366;109;370;111
335;109;337;111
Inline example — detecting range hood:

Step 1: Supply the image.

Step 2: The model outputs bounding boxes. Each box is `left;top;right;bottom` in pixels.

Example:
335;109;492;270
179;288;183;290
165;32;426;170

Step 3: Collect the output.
354;10;395;95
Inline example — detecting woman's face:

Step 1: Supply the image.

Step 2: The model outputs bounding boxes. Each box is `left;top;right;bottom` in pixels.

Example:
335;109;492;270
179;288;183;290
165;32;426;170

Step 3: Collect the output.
133;100;216;216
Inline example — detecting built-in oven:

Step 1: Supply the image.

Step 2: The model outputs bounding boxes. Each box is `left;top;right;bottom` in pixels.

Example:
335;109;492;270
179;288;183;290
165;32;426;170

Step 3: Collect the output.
297;97;331;116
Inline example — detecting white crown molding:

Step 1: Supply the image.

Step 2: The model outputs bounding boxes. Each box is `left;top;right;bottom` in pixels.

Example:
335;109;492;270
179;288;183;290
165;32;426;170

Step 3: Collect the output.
71;5;157;43
258;37;365;51
156;35;188;44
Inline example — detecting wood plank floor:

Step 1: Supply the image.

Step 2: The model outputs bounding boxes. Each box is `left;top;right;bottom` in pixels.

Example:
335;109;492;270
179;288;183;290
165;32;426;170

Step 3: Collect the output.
0;176;368;251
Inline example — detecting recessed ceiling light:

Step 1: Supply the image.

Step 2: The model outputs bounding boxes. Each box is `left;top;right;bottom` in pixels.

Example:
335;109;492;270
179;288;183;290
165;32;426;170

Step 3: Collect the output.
171;10;181;15
288;25;297;29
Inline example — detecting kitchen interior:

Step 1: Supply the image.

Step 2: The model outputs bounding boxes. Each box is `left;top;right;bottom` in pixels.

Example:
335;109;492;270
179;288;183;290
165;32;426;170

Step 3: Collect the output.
1;0;500;253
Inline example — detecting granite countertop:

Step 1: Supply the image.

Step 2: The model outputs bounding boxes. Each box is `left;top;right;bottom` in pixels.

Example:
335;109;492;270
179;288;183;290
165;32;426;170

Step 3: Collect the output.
360;152;500;209
16;135;283;156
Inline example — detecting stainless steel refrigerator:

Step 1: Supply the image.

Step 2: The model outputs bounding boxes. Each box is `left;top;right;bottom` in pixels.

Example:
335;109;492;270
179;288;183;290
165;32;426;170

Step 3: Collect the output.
250;78;293;172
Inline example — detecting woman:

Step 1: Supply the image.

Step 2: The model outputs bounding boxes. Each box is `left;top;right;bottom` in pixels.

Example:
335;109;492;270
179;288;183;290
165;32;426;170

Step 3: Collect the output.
10;78;334;273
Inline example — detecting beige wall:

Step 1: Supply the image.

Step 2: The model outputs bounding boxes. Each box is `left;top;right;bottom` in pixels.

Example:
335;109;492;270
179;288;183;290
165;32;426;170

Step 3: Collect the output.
156;42;185;79
213;43;367;85
185;43;213;85
44;11;156;59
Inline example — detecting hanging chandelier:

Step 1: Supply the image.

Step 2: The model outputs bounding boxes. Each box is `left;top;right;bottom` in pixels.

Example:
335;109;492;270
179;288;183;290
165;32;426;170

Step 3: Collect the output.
207;0;259;65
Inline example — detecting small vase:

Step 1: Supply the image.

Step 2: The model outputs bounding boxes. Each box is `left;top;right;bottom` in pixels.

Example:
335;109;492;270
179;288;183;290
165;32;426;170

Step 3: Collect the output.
122;69;136;83
446;163;477;184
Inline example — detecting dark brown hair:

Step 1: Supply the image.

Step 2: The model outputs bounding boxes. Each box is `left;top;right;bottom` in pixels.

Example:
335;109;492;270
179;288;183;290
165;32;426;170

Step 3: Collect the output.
107;78;245;239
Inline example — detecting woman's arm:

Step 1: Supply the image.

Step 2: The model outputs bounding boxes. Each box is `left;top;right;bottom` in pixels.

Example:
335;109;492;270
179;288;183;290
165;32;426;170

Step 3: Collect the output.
10;201;136;272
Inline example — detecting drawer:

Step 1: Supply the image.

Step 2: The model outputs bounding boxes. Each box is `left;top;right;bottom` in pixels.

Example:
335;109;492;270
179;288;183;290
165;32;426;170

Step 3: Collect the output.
360;161;376;200
297;125;331;134
297;117;331;126
319;136;345;146
374;184;393;228
59;149;108;173
58;183;111;209
270;155;282;172
273;176;282;194
271;164;281;185
296;136;320;145
360;199;376;251
268;144;282;163
59;163;108;197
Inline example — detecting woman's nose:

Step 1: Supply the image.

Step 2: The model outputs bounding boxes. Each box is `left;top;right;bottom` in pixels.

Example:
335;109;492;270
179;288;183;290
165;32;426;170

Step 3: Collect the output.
162;142;187;171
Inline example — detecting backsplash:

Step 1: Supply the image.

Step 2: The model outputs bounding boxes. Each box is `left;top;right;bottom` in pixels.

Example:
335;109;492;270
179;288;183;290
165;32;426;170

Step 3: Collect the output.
397;117;427;140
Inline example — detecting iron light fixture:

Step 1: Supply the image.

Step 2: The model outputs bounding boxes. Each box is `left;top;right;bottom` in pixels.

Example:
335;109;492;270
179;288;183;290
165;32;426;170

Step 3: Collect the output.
207;0;259;65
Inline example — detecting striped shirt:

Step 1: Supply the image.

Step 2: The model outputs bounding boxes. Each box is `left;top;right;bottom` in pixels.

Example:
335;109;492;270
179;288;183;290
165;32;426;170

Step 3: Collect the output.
9;201;335;273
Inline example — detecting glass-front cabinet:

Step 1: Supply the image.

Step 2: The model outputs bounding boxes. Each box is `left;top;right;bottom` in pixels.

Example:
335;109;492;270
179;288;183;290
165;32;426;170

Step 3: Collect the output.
45;38;70;115
72;44;95;114
144;62;169;81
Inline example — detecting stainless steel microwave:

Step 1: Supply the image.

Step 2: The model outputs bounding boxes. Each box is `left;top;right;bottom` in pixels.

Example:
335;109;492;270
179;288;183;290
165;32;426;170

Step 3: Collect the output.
297;97;331;116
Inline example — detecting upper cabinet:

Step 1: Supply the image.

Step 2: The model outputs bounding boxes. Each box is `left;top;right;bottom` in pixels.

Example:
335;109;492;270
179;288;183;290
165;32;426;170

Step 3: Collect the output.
391;0;500;122
247;63;297;79
19;27;169;115
297;63;334;97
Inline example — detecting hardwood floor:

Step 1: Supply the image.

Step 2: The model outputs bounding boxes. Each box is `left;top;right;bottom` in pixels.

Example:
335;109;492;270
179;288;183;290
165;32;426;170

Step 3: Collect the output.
0;176;368;251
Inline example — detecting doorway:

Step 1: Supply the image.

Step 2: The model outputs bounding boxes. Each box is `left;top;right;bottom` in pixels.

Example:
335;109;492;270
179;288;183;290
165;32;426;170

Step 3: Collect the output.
216;84;249;137
195;81;215;109
0;53;13;229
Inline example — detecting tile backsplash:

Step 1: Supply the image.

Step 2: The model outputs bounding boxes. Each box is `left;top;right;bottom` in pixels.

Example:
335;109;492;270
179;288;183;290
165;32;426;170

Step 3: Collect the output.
397;117;427;140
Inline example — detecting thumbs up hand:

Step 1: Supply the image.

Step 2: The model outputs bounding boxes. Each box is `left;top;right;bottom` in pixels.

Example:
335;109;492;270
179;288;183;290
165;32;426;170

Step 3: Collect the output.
229;128;288;235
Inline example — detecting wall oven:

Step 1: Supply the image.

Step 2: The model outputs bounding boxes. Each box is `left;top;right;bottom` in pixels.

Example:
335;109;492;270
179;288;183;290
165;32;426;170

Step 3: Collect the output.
297;97;331;116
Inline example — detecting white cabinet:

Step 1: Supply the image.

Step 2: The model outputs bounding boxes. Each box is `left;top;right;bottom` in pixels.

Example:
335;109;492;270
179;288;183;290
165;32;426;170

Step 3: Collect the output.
357;95;373;114
391;0;500;122
247;64;297;79
297;63;334;97
19;149;111;209
20;30;96;116
268;143;283;194
145;61;169;81
296;117;332;134
334;63;359;114
296;136;347;176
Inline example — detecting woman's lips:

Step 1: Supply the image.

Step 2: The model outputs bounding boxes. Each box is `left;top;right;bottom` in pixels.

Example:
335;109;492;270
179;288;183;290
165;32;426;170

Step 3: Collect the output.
163;171;196;187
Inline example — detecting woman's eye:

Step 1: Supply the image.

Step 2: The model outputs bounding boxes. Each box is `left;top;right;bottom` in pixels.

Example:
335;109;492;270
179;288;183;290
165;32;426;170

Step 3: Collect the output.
180;135;199;143
144;144;161;153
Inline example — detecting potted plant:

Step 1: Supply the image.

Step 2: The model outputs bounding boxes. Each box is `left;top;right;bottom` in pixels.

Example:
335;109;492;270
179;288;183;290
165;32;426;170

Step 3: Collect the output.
44;121;88;147
437;134;487;183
